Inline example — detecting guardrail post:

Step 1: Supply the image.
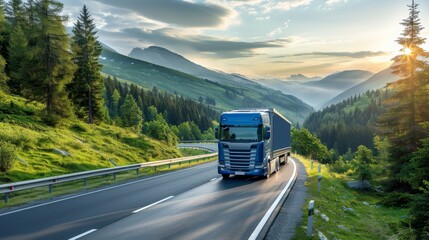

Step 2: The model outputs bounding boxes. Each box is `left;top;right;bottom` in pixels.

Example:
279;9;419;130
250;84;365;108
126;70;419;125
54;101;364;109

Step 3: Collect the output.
318;174;322;192
168;163;171;169
136;169;139;175
188;160;190;165
311;160;314;170
318;164;321;173
113;173;117;181
84;179;87;188
49;184;53;193
307;200;315;237
154;166;157;172
4;193;9;204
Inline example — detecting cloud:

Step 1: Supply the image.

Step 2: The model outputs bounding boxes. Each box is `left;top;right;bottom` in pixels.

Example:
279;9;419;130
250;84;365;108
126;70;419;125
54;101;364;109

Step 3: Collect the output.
113;27;292;58
326;0;348;6
292;51;388;58
272;60;303;64
261;0;313;13
268;20;290;37
93;0;236;28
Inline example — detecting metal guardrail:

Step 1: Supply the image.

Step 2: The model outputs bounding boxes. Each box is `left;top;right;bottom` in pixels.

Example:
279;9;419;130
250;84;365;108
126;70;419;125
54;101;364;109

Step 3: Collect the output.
177;146;215;152
178;140;218;143
0;152;217;203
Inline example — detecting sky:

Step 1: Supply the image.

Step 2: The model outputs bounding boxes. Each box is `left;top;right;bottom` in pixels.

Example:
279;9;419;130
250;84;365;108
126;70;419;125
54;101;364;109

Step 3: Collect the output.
60;0;429;79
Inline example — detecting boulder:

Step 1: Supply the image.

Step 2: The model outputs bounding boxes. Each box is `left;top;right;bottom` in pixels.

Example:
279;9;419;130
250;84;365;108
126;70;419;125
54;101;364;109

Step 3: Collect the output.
347;180;371;189
53;148;72;156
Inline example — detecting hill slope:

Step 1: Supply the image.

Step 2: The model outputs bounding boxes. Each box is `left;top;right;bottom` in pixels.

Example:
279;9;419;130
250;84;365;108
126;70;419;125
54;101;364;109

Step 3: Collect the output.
128;46;258;86
0;91;180;183
304;89;388;154
322;67;397;109
100;46;313;123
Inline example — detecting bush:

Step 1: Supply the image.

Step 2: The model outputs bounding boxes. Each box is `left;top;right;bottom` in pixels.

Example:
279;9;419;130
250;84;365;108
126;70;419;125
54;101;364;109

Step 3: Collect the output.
0;141;17;173
330;158;351;173
380;192;414;207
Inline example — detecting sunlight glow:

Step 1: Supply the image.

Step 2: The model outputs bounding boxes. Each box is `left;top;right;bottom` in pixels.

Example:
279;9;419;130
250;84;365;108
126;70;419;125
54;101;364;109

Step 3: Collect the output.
403;47;413;56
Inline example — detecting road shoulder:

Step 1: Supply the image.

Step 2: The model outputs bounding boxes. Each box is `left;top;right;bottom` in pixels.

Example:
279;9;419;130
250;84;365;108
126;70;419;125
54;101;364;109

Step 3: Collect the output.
265;158;308;240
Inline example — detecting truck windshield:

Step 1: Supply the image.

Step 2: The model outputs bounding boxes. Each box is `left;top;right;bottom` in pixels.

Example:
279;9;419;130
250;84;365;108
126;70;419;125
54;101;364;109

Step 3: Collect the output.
220;126;262;142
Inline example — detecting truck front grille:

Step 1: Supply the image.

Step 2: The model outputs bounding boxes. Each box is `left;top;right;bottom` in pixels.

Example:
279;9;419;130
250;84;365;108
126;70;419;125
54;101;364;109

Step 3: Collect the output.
224;146;257;171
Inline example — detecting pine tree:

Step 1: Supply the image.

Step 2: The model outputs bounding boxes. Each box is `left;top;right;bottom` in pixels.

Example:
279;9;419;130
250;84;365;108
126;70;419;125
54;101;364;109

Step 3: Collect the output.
379;0;429;189
69;5;104;124
0;2;9;92
7;24;27;94
120;94;142;131
5;0;25;26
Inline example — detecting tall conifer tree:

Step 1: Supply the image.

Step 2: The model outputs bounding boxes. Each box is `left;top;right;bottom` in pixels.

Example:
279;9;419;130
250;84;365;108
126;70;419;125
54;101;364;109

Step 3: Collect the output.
20;0;75;124
6;0;27;94
69;5;104;124
379;0;429;189
0;1;9;92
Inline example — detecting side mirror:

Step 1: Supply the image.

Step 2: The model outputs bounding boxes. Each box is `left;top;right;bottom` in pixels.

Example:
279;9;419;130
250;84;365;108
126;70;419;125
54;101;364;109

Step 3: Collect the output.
215;127;219;139
264;126;271;140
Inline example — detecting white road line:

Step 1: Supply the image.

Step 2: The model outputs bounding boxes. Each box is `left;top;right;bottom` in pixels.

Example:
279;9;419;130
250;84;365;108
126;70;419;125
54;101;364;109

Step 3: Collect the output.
0;162;216;217
68;229;97;240
133;196;174;213
210;177;217;181
248;158;297;240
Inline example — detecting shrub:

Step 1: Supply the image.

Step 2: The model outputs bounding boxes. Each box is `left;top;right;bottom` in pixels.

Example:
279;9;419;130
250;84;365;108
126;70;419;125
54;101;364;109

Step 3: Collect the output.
380;192;414;207
0;141;17;173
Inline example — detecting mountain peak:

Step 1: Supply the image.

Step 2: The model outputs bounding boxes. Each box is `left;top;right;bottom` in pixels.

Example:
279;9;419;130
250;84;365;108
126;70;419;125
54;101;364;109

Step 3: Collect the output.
288;74;321;81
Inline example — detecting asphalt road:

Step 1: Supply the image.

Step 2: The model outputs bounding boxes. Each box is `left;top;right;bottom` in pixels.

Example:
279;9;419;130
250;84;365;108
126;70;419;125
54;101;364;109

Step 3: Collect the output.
0;155;296;240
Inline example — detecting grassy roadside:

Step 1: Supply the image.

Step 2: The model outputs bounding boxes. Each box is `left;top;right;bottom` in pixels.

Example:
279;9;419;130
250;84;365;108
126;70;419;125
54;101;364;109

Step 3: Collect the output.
292;155;407;240
0;151;216;209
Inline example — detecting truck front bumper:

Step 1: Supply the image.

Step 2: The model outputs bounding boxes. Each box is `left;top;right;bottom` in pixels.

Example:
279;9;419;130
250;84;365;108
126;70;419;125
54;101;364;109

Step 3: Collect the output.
218;167;266;176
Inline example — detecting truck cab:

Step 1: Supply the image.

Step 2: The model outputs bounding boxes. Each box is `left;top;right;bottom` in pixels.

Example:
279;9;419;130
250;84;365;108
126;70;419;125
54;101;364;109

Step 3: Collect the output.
217;110;275;178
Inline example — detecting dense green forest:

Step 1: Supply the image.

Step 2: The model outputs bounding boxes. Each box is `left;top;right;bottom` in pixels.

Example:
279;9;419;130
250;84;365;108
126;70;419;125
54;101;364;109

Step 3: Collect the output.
304;89;388;155
104;76;218;141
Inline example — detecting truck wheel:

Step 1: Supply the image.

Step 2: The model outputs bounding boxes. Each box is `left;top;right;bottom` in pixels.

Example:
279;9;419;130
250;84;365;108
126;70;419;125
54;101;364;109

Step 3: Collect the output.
275;159;280;173
280;156;286;165
222;174;230;179
265;165;271;179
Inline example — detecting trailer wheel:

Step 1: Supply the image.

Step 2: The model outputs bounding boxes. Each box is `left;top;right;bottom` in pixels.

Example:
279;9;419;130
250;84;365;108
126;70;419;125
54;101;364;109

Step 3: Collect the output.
275;159;280;173
222;174;230;179
280;156;286;165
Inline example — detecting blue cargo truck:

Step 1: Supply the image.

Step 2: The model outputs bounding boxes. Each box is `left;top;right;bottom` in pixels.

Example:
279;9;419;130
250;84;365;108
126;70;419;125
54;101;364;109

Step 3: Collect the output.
216;108;291;179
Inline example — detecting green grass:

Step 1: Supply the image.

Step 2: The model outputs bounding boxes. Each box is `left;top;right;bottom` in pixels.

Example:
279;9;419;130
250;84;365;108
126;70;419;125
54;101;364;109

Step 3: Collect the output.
292;155;408;240
0;92;181;183
179;148;211;156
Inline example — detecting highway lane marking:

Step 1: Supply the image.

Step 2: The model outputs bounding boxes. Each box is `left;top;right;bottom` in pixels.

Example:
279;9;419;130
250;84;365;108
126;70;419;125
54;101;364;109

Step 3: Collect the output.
68;229;97;240
248;157;297;240
210;177;218;181
0;162;217;217
133;196;174;213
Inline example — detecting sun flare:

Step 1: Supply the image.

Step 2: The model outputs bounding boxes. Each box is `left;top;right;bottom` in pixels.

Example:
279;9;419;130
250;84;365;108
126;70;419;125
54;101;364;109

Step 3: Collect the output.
403;47;413;55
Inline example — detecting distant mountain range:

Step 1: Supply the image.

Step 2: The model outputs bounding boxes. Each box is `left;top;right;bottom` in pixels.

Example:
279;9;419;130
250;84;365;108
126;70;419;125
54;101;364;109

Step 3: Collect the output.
257;70;373;109
100;45;313;123
128;46;257;87
322;67;398;109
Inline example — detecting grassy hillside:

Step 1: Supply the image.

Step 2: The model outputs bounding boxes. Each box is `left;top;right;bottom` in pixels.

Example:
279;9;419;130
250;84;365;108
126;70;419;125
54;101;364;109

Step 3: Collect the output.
100;48;313;123
293;155;407;240
0;91;180;183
